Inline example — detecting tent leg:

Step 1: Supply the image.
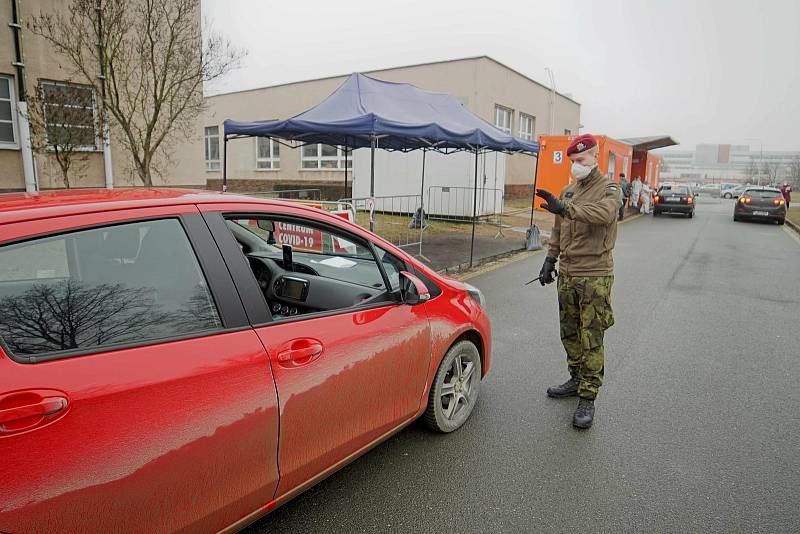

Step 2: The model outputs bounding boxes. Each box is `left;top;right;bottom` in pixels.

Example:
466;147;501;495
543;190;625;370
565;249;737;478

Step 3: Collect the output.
222;136;228;193
530;152;540;225
418;149;430;262
470;148;479;268
370;136;376;232
344;147;348;199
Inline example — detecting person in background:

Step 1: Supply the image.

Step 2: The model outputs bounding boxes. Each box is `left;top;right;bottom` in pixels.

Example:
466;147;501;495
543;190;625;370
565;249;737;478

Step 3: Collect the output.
631;176;642;210
780;181;792;210
618;173;631;221
640;181;652;214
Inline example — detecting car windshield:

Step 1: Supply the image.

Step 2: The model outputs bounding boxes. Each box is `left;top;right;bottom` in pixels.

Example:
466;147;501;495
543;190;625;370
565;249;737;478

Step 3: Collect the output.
746;190;781;199
660;186;689;195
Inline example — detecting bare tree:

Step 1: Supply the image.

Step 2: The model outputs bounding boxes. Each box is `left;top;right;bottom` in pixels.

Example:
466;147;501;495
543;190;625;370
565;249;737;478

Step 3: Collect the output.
24;80;100;188
760;159;781;185
29;0;244;186
786;156;800;188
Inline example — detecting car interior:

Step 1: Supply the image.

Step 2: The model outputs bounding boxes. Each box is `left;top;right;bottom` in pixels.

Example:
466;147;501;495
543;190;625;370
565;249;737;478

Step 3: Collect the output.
225;218;405;319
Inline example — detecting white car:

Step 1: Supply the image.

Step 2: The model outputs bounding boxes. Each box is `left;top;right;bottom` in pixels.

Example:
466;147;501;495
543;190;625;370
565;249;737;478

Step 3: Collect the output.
721;185;746;199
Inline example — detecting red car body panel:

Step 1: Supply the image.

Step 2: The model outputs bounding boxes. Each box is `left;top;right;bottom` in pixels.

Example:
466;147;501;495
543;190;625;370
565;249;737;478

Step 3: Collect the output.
0;190;492;533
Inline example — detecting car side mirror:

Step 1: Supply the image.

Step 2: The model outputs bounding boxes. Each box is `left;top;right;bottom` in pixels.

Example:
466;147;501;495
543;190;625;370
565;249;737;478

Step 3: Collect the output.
257;219;275;233
400;271;430;305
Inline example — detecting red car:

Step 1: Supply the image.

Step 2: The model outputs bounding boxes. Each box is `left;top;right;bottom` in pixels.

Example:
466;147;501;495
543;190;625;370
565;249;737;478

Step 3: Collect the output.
0;189;491;533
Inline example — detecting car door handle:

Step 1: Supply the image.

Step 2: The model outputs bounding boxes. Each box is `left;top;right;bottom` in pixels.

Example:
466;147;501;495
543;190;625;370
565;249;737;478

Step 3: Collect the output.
0;396;68;426
277;342;323;367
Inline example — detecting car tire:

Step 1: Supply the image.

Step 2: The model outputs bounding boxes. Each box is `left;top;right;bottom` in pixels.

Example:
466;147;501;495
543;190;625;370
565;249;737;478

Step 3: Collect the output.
778;218;785;225
688;211;694;219
724;193;732;199
423;340;482;433
733;215;740;222
653;210;660;217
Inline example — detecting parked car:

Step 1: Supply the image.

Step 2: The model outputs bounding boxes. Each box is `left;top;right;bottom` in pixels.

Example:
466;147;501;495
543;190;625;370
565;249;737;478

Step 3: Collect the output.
653;184;695;218
0;189;491;533
721;185;747;199
733;187;786;225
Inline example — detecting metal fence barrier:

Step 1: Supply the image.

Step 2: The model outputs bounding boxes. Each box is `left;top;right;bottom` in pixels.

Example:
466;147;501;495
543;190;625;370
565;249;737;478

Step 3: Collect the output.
340;195;426;257
426;186;505;223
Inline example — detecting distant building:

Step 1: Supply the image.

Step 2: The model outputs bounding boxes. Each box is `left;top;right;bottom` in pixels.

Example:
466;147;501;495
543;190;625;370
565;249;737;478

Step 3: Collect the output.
170;56;581;198
660;144;799;183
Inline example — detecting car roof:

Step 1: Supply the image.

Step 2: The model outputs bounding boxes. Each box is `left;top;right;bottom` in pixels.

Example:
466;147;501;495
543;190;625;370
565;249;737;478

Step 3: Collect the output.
0;188;314;224
744;186;780;191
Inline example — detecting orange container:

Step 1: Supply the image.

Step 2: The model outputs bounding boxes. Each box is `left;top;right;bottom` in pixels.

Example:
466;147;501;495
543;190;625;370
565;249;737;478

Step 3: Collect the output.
534;135;633;209
630;150;663;189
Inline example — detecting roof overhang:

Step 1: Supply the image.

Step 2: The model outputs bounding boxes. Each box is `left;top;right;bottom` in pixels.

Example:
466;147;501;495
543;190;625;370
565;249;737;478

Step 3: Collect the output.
621;135;678;151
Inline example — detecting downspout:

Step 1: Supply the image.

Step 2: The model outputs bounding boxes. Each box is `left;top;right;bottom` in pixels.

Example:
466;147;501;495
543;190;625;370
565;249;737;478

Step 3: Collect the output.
10;0;37;192
95;0;113;188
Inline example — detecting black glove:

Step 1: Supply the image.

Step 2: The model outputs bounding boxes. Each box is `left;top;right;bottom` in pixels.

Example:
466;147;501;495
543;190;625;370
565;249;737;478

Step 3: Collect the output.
536;189;566;217
539;256;557;286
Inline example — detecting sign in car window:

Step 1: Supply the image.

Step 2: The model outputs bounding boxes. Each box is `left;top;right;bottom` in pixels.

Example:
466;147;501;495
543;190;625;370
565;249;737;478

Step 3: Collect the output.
274;222;323;252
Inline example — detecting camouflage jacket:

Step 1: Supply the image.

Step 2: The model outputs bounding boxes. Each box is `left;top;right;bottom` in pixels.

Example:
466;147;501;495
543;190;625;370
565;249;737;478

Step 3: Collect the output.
547;167;622;276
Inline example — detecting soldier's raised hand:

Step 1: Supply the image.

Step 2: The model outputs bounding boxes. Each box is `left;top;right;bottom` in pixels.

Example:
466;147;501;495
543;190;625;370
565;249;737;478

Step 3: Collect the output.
536;189;566;217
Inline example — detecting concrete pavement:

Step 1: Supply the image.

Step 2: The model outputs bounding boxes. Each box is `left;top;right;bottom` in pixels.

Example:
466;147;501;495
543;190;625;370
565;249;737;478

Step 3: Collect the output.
247;197;800;533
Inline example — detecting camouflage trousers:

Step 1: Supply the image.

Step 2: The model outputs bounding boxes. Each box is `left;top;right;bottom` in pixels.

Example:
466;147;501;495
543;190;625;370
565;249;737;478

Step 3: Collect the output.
557;275;615;400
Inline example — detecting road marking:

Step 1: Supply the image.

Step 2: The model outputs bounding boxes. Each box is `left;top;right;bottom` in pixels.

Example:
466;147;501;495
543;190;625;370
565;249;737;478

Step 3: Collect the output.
782;225;800;247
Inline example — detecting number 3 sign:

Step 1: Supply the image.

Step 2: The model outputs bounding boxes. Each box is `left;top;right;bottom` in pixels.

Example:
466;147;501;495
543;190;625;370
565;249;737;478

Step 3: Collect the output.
553;151;563;164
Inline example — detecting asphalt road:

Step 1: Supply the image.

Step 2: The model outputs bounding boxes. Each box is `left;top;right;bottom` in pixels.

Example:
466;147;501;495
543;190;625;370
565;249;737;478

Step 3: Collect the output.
247;197;800;533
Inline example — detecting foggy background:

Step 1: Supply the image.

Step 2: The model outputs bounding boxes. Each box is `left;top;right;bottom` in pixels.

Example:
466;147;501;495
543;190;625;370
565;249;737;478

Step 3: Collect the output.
203;0;800;151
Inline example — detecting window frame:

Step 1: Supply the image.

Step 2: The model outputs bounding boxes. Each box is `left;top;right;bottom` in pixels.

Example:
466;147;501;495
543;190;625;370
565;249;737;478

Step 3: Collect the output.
494;104;513;134
518;113;535;141
300;143;351;171
0;74;19;149
205;125;221;171
0;213;249;364
39;79;100;152
201;211;404;329
255;137;280;171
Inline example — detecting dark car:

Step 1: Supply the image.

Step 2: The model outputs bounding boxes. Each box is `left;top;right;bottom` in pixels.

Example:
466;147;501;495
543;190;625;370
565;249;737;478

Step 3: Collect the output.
653;185;695;218
733;187;786;224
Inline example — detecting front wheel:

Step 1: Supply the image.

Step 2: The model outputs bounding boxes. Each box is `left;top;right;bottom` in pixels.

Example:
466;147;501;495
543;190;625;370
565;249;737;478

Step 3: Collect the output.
423;340;482;433
724;193;732;199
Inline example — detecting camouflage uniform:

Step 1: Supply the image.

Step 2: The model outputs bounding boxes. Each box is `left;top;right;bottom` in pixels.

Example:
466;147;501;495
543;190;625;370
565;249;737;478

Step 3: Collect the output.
548;166;621;400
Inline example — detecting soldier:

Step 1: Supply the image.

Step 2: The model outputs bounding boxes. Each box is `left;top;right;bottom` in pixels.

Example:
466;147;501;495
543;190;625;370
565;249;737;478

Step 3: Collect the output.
535;134;621;429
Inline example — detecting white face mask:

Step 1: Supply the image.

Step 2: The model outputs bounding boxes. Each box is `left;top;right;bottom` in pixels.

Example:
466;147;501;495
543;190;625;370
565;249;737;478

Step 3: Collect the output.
571;161;596;180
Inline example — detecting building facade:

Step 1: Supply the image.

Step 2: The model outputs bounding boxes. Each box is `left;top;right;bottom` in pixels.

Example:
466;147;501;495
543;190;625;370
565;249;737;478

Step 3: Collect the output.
660;144;800;184
0;0;200;192
171;56;581;199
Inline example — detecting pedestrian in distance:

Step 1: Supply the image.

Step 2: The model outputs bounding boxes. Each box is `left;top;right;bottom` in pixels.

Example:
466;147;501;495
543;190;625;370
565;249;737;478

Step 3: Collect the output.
618;173;631;221
631;176;642;210
534;134;622;430
640;181;652;214
780;181;792;210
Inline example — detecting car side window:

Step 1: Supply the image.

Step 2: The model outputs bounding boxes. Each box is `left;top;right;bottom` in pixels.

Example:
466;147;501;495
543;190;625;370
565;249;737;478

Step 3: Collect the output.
225;216;394;320
0;219;222;359
375;246;407;291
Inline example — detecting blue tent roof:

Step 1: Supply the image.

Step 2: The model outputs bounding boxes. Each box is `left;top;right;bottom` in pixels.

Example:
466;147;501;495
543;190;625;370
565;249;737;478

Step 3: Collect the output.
224;73;539;154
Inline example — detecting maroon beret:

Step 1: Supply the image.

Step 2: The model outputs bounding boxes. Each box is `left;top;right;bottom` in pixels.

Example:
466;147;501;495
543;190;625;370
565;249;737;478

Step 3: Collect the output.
566;134;598;156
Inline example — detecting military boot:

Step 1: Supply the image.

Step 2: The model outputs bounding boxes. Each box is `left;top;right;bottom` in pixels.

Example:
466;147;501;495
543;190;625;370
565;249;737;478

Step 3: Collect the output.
572;398;595;429
546;377;578;398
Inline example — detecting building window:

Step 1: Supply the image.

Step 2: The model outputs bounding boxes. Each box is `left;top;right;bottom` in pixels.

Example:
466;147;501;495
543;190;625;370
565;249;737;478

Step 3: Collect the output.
494;105;513;134
564;129;572;136
519;113;535;141
301;144;351;170
40;80;98;150
0;76;18;148
205;126;220;171
256;137;280;170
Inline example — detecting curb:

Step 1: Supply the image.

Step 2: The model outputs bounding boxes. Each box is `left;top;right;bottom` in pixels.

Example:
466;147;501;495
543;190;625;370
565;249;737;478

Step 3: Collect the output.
785;217;800;235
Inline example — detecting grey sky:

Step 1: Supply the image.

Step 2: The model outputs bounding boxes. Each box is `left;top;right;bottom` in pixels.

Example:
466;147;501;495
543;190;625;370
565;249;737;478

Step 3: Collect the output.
203;0;800;151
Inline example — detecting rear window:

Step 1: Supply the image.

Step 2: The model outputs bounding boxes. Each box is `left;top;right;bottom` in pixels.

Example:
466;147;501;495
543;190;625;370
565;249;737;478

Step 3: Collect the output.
746;189;781;199
659;186;689;195
0;219;222;359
